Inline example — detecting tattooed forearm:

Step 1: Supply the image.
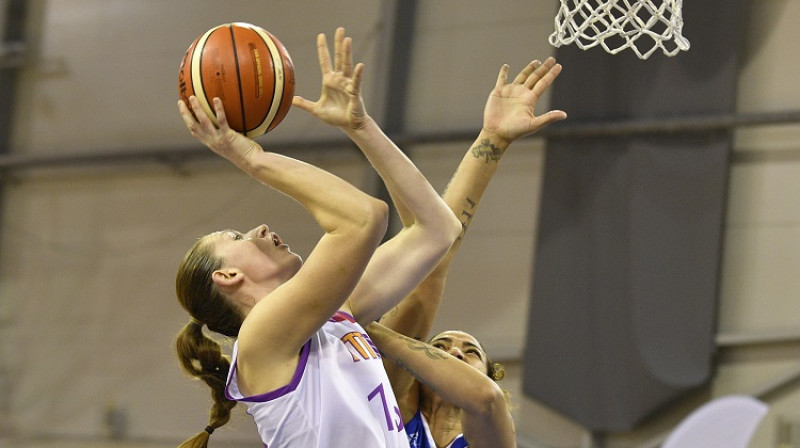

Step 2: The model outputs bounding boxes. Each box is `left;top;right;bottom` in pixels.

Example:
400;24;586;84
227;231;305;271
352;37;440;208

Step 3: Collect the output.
471;138;502;163
457;197;476;240
392;340;450;397
395;359;446;396
464;197;477;210
405;338;449;360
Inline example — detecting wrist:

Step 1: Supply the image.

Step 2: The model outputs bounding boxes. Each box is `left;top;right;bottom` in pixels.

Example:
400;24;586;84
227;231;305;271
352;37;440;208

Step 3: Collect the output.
478;128;513;149
229;140;264;170
342;116;380;147
471;130;511;164
344;115;376;136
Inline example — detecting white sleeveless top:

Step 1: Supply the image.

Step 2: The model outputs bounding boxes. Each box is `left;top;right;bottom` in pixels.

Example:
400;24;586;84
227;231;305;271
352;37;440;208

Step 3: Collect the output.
225;311;410;448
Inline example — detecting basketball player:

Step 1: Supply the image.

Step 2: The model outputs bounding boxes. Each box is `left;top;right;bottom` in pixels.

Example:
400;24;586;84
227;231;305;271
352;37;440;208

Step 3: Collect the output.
174;27;460;448
377;58;567;447
368;322;513;448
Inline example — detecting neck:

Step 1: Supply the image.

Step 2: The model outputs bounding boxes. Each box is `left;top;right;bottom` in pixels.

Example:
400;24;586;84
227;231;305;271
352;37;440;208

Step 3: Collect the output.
234;282;278;314
420;391;463;446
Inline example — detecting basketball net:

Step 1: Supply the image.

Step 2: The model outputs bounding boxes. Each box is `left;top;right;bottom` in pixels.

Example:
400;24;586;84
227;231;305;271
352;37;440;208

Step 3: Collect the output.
549;0;690;59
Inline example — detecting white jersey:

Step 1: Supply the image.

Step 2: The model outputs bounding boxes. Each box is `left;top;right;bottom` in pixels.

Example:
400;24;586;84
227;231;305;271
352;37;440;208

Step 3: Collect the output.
225;311;410;448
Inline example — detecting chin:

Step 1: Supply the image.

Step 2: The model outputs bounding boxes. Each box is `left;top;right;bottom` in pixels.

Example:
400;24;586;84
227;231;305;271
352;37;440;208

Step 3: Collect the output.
289;255;304;271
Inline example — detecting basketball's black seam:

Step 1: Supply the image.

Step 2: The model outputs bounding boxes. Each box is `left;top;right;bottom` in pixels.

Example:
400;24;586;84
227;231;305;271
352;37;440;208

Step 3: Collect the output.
228;24;248;133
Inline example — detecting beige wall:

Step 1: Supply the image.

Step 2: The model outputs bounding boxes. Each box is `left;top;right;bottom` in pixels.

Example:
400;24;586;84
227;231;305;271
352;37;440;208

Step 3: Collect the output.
1;1;799;447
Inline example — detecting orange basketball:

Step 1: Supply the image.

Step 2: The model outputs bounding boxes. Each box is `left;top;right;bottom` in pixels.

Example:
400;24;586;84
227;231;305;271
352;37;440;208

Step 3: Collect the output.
178;23;295;138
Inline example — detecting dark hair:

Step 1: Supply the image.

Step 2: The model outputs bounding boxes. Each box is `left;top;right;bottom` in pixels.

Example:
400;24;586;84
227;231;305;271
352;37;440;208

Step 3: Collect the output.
429;330;511;407
174;237;244;447
428;330;505;381
486;353;506;382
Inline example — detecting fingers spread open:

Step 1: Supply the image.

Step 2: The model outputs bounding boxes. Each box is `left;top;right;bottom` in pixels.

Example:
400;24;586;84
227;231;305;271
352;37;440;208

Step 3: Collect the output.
333;27;345;72
342;37;353;77
351;63;364;94
292;95;315;112
317;32;332;74
495;64;509;89
533;109;568;129
530;62;563;97
525;57;557;90
513;60;541;85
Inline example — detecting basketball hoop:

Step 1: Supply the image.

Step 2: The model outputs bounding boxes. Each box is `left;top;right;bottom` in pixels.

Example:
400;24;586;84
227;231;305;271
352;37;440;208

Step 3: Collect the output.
549;0;690;59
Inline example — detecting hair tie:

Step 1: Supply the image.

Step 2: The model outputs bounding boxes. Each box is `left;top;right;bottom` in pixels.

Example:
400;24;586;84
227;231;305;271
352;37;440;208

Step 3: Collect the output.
204;425;215;435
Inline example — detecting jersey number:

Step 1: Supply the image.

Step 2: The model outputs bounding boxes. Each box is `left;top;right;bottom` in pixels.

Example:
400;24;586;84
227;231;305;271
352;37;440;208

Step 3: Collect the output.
368;383;404;432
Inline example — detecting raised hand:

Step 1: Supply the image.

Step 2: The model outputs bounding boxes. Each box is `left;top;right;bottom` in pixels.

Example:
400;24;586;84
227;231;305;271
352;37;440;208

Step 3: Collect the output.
178;96;260;163
292;27;368;131
482;57;567;146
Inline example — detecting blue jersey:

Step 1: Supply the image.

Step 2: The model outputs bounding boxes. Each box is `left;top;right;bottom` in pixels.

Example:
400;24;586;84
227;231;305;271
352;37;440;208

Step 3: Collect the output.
405;409;468;448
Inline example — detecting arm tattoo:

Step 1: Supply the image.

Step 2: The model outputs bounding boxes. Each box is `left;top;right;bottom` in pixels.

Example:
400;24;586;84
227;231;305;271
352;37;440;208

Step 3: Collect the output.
457;197;476;241
471;138;502;163
395;339;449;396
405;339;448;360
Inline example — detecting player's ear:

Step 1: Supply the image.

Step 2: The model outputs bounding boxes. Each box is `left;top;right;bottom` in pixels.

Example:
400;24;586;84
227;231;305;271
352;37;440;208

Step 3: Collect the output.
212;268;244;287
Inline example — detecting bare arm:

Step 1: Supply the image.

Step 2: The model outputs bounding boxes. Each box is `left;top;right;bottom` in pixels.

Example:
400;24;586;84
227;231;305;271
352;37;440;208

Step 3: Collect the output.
367;322;516;448
179;96;388;371
379;59;567;410
293;28;461;324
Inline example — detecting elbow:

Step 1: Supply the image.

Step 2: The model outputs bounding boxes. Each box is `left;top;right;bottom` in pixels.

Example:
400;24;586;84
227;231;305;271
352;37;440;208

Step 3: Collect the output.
469;382;508;418
444;210;462;244
418;210;460;263
433;210;462;254
364;198;390;241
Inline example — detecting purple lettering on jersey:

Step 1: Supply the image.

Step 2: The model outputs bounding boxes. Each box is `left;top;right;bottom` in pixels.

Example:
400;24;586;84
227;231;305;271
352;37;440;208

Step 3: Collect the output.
368;382;396;431
394;405;404;432
363;332;382;359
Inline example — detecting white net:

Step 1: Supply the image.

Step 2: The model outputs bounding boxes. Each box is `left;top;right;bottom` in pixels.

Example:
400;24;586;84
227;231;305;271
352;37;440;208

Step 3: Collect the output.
549;0;691;59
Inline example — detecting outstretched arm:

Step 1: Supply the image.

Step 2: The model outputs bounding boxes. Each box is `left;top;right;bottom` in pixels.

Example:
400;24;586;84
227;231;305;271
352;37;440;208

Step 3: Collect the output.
367;322;516;448
380;59;567;416
293;28;461;324
178;95;388;372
